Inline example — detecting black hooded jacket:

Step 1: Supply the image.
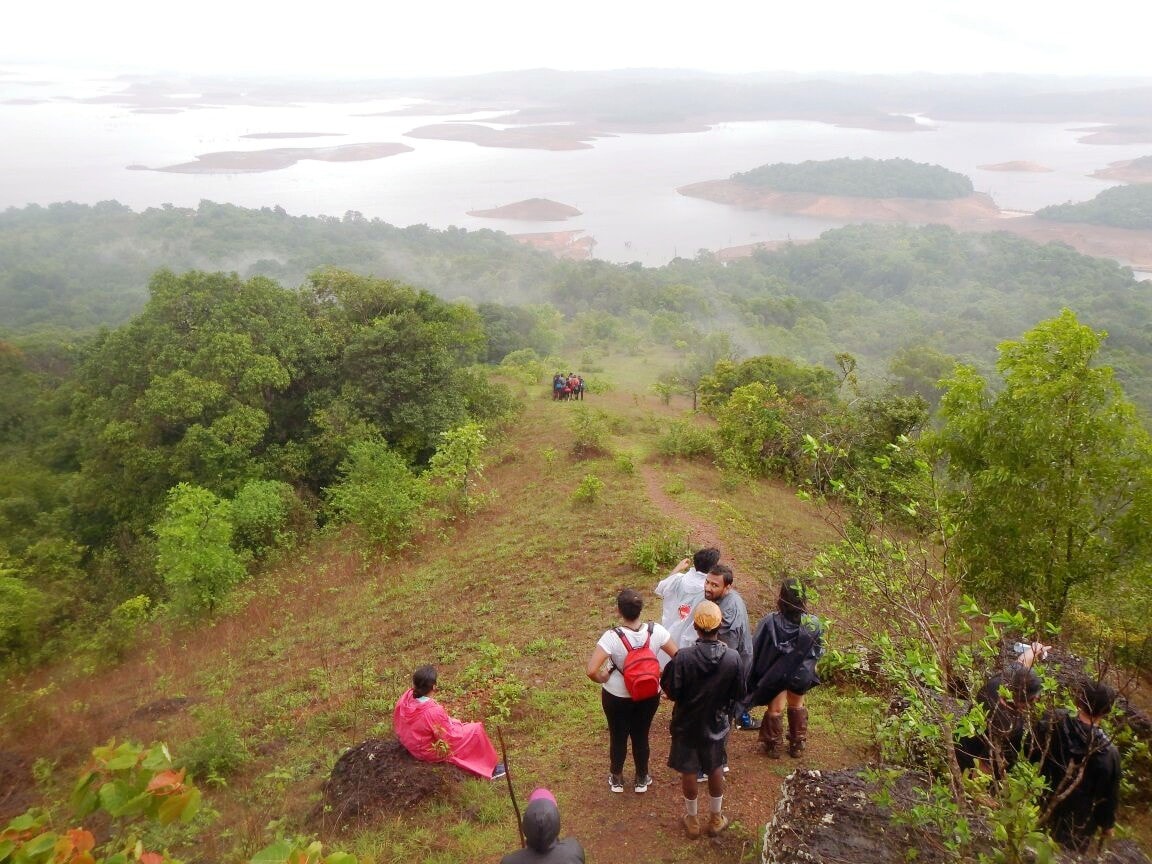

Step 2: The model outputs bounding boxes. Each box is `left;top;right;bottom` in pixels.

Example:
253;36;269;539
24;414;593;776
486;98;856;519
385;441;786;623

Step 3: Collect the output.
1031;711;1121;851
500;798;585;864
660;637;745;744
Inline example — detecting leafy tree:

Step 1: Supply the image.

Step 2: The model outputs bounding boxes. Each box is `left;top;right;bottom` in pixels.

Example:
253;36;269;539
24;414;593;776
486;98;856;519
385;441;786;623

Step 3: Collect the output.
888;344;957;410
0;564;47;661
936;309;1152;619
427;422;489;516
230;479;301;561
699;354;838;410
324;440;429;548
154;483;246;616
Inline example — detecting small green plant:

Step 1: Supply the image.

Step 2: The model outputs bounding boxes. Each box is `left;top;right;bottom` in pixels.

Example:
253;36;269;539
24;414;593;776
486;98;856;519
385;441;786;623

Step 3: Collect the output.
614;452;636;475
664;475;686;496
572;474;605;504
629;530;689;574
94;594;153;659
181;710;252;787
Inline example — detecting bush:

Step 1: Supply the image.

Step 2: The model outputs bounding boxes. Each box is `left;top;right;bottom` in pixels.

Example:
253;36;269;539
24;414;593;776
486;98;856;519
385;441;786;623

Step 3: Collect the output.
629;530;689;574
95;594;153;660
571;474;605;505
569;406;612;456
325;440;429;548
181;710;252;786
231;479;299;561
657;420;715;459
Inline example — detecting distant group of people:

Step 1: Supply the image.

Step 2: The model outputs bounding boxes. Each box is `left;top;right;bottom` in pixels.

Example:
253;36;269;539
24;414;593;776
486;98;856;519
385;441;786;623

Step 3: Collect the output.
552;372;585;401
956;642;1121;853
389;548;1124;857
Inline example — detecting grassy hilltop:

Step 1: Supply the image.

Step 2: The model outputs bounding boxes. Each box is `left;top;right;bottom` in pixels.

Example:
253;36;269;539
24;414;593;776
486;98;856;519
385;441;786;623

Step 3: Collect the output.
2;351;1150;864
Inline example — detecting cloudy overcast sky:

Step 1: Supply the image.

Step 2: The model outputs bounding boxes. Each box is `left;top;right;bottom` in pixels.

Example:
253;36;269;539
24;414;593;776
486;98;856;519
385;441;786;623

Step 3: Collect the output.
5;0;1152;78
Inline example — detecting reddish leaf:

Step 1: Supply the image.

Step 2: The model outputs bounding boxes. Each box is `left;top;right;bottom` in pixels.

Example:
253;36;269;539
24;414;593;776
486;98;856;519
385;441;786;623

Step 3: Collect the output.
145;769;185;796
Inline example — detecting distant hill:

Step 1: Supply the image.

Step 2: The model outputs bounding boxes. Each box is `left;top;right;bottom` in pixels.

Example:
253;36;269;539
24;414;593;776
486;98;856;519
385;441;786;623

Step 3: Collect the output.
1093;155;1152;183
730;157;974;199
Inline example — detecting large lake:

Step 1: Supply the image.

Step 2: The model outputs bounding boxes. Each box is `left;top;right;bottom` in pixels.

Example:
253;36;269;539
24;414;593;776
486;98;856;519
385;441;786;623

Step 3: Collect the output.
3;64;1150;269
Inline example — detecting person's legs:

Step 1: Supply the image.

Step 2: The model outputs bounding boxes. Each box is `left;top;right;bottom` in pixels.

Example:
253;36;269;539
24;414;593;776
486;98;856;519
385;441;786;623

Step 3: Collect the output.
601;690;629;789
759;690;788;757
702;742;729;836
786;692;808;757
628;695;660;788
669;739;702;838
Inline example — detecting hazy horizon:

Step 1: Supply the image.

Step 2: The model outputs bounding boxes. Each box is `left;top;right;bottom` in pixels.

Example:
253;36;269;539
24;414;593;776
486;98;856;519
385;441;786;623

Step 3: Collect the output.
6;1;1152;80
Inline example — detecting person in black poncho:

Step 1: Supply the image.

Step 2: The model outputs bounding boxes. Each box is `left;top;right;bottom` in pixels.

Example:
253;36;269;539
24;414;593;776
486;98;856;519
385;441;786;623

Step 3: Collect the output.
739;576;823;758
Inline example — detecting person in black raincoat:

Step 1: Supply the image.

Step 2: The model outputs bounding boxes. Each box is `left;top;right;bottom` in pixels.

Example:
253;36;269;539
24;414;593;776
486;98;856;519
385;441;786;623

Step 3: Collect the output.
739;577;823;758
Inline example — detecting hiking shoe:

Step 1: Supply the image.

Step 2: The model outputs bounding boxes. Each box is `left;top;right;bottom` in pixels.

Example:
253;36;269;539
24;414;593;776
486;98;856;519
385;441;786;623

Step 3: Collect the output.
634;774;653;793
706;812;729;836
608;773;624;793
682;813;701;839
491;763;507;780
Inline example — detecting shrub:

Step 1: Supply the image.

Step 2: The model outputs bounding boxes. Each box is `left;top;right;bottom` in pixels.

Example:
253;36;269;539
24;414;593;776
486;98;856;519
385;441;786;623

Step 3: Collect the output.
181;710;252;786
95;594;153;660
629;530;689;574
231;479;299;561
656;420;715;459
325;440;429;548
572;474;605;505
569;406;611;456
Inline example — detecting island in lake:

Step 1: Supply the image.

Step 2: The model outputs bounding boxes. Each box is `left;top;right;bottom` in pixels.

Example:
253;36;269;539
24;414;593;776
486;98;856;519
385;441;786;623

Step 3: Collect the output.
467;198;582;221
134;142;413;174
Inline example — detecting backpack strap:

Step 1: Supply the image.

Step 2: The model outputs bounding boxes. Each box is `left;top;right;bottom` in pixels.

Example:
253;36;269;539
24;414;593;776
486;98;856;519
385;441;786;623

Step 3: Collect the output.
644;622;655;649
614;627;634;653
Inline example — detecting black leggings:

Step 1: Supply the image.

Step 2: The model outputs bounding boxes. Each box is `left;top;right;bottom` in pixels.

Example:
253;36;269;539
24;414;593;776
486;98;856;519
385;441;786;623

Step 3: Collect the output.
601;689;660;776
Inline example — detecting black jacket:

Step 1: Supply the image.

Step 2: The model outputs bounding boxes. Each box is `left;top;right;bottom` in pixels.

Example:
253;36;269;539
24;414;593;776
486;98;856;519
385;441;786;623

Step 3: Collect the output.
1031;711;1121;851
660;638;745;744
745;612;823;705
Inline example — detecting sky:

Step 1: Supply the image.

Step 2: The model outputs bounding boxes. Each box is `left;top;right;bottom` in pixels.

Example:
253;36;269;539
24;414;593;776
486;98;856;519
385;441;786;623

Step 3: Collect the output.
4;0;1152;79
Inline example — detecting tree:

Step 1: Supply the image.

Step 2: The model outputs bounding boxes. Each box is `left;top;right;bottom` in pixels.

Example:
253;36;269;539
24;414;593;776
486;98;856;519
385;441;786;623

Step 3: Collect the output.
936;309;1152;619
154;483;246;616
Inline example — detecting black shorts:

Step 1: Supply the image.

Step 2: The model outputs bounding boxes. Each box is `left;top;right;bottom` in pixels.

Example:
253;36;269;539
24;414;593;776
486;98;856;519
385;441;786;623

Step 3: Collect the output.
667;737;727;775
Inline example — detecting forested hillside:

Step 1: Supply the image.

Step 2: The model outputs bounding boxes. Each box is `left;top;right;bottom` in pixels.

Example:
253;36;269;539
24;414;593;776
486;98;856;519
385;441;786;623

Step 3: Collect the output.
3;203;1149;409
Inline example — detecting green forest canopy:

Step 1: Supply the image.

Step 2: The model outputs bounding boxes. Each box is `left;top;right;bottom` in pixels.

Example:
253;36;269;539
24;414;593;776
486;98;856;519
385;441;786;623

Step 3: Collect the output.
729;157;975;199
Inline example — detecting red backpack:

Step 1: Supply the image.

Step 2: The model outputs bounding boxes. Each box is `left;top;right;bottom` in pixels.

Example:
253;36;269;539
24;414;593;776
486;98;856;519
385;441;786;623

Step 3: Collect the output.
614;623;661;700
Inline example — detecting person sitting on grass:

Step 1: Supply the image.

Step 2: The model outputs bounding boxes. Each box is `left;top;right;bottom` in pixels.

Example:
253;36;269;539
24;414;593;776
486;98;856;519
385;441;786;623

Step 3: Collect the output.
393;664;506;779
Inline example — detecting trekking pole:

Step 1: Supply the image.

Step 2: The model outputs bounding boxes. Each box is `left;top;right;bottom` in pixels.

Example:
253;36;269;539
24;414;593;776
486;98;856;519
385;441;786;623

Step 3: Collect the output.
496;726;524;848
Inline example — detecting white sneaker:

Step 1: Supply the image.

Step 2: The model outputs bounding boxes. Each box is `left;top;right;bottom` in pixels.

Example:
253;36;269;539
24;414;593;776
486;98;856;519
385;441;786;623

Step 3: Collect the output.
608;773;624;793
634;774;653;793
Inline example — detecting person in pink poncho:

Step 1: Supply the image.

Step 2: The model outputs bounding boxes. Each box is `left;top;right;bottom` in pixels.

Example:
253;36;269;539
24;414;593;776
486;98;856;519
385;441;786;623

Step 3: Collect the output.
393;665;506;779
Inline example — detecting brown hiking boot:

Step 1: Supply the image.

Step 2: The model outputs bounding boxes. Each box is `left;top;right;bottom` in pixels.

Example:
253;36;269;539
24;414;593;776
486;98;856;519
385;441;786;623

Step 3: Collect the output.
787;706;809;757
682;813;701;839
758;713;784;758
706;811;729;836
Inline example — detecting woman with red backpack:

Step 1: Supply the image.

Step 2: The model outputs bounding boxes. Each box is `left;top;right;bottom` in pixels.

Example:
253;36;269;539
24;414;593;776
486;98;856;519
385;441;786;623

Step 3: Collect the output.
585;588;678;794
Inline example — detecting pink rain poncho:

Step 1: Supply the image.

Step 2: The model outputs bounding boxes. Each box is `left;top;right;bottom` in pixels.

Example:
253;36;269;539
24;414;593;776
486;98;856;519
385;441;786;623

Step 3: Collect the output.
392;689;500;779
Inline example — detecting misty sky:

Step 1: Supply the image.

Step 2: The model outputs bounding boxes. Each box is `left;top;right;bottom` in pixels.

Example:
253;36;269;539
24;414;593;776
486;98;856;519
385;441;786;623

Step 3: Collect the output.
5;0;1152;79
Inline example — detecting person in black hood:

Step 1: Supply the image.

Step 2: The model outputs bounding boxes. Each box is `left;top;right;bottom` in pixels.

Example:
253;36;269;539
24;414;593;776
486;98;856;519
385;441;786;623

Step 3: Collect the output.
1030;679;1122;853
500;788;585;864
660;600;745;839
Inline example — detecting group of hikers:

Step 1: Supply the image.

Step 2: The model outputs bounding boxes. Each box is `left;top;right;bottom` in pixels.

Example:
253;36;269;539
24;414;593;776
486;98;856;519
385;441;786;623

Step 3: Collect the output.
551;372;585;401
389;545;1124;860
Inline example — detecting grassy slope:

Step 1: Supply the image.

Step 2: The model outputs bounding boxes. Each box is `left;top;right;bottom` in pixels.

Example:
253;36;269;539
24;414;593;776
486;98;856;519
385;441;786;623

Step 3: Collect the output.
1;352;1143;862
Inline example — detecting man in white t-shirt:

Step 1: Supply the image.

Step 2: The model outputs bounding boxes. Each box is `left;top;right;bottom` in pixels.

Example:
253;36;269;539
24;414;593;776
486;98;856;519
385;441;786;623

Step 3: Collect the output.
654;547;721;667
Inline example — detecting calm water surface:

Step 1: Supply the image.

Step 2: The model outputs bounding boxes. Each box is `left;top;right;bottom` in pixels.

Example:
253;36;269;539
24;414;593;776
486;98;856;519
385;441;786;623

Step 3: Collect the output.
3;65;1149;266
